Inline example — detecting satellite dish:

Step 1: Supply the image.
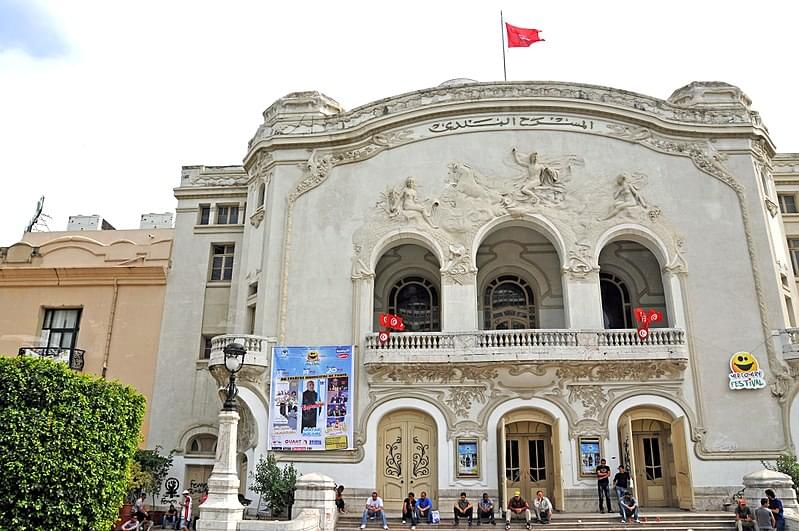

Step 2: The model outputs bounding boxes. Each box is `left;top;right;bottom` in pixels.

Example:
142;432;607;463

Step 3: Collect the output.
25;196;49;233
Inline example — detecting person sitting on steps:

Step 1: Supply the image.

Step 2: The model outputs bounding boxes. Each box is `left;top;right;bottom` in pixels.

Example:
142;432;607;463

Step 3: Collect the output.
477;492;496;525
360;491;389;530
505;490;532;530
454;492;474;526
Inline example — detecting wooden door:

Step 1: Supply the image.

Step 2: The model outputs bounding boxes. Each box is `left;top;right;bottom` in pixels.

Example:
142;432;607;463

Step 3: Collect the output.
670;417;694;510
504;422;552;504
184;464;213;511
632;420;670;507
377;410;437;513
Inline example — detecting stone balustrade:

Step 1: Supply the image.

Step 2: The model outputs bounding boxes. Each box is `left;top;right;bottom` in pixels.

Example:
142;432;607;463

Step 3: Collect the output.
364;328;687;364
208;334;276;388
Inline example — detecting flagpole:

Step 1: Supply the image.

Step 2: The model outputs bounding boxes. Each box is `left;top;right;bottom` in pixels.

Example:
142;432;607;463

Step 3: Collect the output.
500;10;507;82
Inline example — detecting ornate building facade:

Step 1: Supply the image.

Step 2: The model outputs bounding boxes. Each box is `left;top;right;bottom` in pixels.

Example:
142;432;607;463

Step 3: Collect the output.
147;80;799;513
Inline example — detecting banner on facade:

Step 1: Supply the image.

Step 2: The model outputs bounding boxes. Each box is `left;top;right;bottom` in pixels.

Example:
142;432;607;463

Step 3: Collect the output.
268;345;354;451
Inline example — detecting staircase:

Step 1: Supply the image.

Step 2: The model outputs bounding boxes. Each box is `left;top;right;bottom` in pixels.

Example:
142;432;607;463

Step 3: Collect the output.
335;511;735;531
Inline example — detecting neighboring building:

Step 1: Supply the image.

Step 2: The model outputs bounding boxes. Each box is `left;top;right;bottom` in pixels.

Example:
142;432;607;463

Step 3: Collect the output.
775;154;799;322
0;223;173;439
147;80;799;513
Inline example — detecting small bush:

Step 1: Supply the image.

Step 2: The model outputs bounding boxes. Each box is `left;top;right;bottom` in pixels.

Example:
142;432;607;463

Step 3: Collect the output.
0;356;145;530
251;454;298;516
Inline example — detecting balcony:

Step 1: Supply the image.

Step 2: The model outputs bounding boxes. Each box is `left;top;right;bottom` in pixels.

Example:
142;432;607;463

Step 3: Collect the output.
363;328;687;364
207;334;275;389
781;328;799;365
18;346;85;371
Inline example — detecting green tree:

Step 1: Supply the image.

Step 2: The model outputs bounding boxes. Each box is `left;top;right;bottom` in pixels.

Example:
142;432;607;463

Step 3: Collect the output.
763;454;799;498
0;356;145;530
251;453;298;517
130;446;174;506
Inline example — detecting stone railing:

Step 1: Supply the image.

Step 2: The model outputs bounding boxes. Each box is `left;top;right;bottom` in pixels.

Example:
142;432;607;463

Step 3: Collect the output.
364;328;687;364
208;334;275;388
781;328;799;362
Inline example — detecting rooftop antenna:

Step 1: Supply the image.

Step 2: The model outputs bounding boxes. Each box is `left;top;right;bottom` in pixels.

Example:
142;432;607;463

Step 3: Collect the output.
24;195;51;233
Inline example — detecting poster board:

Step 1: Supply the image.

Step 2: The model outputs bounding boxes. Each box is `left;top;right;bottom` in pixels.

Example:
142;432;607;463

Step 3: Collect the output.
268;345;354;451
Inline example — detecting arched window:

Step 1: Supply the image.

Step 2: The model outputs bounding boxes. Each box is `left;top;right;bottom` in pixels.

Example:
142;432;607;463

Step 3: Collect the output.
257;182;266;206
388;276;440;332
600;272;632;329
187;434;217;455
483;275;536;330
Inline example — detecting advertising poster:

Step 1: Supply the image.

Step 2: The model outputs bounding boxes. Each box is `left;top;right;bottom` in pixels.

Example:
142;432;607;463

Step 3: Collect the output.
268;345;354;451
456;438;479;477
579;437;601;476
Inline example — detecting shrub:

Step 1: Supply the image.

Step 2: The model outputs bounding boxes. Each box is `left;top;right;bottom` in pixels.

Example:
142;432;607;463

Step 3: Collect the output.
0;356;145;530
251;453;298;517
763;454;799;498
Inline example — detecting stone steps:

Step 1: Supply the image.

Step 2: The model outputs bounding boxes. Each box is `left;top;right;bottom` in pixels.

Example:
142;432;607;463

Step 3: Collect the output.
335;512;735;531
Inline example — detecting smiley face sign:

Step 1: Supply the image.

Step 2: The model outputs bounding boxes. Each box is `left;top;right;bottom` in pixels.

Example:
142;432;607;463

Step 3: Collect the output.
728;351;765;390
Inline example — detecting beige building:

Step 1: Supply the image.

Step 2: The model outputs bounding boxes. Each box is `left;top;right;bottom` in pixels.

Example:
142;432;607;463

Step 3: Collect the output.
0;222;173;439
775;154;799;321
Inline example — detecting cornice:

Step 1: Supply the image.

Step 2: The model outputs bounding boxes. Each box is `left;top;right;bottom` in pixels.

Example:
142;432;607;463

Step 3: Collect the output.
245;81;773;164
0;265;168;286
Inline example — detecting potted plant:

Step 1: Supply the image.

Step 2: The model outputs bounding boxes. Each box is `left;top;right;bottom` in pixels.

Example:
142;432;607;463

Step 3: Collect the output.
251;454;298;518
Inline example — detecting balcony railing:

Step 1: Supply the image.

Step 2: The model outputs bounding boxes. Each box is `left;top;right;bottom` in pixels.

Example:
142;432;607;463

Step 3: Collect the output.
18;346;85;371
364;328;687;364
207;334;275;386
781;328;799;362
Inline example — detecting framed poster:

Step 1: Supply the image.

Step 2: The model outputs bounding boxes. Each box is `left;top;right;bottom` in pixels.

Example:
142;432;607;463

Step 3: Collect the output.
268;345;354;451
456;438;479;478
578;436;601;477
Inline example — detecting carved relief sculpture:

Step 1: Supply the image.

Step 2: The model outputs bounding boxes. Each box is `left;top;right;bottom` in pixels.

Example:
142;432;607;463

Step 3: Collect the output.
512;147;565;204
379;177;440;228
602;173;651;220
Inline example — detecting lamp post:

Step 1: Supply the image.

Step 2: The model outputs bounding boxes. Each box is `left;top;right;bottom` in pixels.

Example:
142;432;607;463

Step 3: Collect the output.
222;341;246;411
197;340;247;531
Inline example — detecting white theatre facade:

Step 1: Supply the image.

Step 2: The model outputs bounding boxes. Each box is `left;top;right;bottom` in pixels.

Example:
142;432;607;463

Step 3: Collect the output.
147;80;799;513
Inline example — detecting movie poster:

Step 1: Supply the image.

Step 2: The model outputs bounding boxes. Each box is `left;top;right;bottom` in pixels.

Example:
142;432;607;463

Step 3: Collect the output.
268;345;354;451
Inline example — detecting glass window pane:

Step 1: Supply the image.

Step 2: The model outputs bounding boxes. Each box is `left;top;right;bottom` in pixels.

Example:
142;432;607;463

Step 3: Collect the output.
229;207;239;224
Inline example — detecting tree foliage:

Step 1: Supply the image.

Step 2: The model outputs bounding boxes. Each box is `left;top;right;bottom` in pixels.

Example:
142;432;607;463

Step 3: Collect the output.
251;453;298;516
0;356;145;530
763;454;799;498
129;446;174;505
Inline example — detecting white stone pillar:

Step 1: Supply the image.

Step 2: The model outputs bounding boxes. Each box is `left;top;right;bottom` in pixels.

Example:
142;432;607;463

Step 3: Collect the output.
292;473;338;531
441;273;478;332
562;271;603;328
742;469;798;510
662;272;687;329
197;409;243;531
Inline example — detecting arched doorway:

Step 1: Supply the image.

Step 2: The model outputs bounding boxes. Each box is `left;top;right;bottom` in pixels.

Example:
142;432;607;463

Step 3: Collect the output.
498;409;563;511
377;409;438;512
618;407;693;509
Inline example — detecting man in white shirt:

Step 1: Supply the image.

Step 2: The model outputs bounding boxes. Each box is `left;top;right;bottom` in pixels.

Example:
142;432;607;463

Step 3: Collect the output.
360;490;389;529
533;491;552;524
179;490;192;531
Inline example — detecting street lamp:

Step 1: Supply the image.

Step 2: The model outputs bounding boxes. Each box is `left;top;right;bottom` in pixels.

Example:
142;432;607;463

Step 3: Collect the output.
222;341;246;411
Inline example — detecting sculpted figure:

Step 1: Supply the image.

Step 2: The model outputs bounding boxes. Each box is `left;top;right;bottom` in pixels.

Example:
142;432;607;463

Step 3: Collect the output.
512;147;566;204
602;173;649;220
381;177;439;228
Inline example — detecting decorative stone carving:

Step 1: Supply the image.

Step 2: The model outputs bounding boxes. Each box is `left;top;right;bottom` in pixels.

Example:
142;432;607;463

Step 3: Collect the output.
351;244;374;280
563;240;599;279
601;173;655;221
250;82;753;144
555;360;687;382
236;399;257;452
249;207;265;228
182;166;248;187
366;364;498;384
248;150;273;182
567;384;609;418
445;386;487;416
291;131;415;203
568;418;609;440
441;244;477;285
511;147;570;205
378;177;440;228
664;238;688;274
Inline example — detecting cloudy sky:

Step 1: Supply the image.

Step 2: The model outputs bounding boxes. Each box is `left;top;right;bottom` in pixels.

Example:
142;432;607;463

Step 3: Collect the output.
1;0;797;245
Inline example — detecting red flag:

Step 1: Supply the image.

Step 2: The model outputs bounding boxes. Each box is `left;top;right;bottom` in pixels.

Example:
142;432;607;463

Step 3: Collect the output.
378;330;391;345
505;23;544;48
